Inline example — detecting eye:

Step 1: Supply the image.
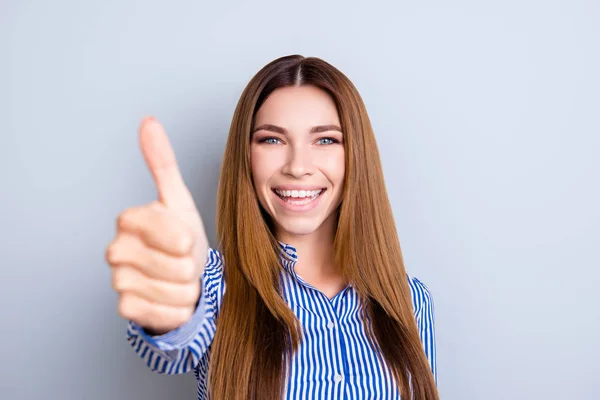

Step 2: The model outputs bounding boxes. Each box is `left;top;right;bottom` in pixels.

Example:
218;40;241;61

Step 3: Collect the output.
317;137;340;145
258;137;281;144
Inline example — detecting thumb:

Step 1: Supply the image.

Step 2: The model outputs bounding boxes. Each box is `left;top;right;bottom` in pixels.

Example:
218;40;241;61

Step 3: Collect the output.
138;117;197;211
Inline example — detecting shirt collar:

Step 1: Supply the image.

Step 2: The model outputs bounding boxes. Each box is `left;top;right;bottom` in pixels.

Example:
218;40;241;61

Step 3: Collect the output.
277;241;298;275
276;240;354;292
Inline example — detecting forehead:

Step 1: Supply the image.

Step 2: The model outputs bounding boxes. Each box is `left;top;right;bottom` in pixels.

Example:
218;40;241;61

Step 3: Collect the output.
254;85;340;126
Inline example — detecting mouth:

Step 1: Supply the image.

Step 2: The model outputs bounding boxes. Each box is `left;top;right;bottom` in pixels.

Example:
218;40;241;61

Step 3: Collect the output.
272;188;326;206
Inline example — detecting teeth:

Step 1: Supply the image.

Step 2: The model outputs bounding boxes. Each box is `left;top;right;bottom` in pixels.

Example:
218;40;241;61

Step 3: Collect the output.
275;189;323;198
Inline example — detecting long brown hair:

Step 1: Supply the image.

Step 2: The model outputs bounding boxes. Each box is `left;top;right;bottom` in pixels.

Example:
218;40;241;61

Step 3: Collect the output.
212;55;438;399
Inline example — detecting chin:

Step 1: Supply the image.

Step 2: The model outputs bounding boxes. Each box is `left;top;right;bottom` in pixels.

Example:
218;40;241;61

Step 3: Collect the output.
275;219;324;238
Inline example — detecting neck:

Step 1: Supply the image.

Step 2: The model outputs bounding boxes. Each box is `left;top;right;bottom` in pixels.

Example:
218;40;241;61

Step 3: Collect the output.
275;214;348;297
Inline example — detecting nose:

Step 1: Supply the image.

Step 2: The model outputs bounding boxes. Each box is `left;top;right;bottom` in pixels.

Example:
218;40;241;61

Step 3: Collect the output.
281;143;314;178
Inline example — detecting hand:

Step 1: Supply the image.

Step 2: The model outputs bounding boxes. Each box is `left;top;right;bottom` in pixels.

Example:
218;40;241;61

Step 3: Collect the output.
106;117;209;335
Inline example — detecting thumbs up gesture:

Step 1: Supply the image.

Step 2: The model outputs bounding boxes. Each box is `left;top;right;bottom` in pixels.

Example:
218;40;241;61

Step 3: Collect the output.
106;117;209;335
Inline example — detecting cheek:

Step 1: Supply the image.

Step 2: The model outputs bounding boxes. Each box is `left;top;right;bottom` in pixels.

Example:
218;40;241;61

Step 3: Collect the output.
250;147;268;185
251;147;282;194
321;150;345;185
250;148;259;181
250;149;270;211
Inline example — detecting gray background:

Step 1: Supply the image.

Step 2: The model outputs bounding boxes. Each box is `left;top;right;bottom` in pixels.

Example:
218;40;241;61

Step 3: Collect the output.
1;0;598;399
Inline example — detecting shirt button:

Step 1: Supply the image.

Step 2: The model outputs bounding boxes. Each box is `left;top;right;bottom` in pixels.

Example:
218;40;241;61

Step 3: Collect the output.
327;321;335;329
334;373;343;383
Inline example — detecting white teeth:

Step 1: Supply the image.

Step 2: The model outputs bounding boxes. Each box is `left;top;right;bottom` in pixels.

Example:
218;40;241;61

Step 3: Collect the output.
275;189;323;199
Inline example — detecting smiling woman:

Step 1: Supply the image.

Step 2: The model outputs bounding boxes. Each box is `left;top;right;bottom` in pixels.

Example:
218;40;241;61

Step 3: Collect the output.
251;86;346;241
108;54;439;400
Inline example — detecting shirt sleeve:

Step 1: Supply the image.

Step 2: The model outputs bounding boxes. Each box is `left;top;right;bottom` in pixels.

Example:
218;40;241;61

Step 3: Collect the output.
408;276;437;384
125;247;225;375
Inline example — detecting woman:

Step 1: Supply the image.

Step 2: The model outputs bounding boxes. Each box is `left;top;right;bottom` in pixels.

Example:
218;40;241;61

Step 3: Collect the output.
106;55;439;399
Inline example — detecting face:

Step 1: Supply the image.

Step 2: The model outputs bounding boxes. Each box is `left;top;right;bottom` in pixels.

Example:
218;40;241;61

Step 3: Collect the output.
250;85;345;241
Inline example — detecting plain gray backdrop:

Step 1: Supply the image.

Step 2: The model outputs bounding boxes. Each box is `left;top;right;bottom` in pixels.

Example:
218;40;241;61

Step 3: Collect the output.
2;0;599;399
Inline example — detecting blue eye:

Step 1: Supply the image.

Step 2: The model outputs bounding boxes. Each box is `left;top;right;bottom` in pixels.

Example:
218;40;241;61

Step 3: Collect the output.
260;137;281;144
317;137;338;145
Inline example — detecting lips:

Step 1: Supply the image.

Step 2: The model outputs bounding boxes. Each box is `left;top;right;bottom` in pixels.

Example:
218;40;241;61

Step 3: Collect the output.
271;188;326;210
273;188;324;199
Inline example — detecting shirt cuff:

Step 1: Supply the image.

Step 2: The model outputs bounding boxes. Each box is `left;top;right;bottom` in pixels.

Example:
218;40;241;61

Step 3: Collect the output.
131;282;210;352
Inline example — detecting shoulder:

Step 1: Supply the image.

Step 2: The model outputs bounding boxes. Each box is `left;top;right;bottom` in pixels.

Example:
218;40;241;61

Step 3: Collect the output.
406;276;438;381
406;275;434;316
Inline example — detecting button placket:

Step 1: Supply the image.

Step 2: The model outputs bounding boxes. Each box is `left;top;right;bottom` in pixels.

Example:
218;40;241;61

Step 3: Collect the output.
329;292;350;396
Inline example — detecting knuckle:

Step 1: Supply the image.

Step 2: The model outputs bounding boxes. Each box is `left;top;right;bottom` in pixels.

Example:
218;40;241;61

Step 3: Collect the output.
117;296;135;320
140;275;169;305
147;279;166;299
182;282;201;305
176;306;195;325
173;231;194;254
105;243;117;265
107;235;141;267
117;208;135;230
160;212;195;255
146;247;161;270
179;257;197;282
116;211;129;230
111;269;122;292
112;267;130;293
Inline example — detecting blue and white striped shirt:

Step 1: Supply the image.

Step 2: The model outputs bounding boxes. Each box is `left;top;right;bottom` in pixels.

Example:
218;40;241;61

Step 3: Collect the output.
126;243;437;399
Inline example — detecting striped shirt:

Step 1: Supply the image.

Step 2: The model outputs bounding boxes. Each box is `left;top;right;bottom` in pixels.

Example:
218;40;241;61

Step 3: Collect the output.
126;242;437;399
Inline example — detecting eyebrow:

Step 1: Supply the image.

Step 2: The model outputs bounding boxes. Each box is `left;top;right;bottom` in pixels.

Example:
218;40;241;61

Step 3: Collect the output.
252;124;343;135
